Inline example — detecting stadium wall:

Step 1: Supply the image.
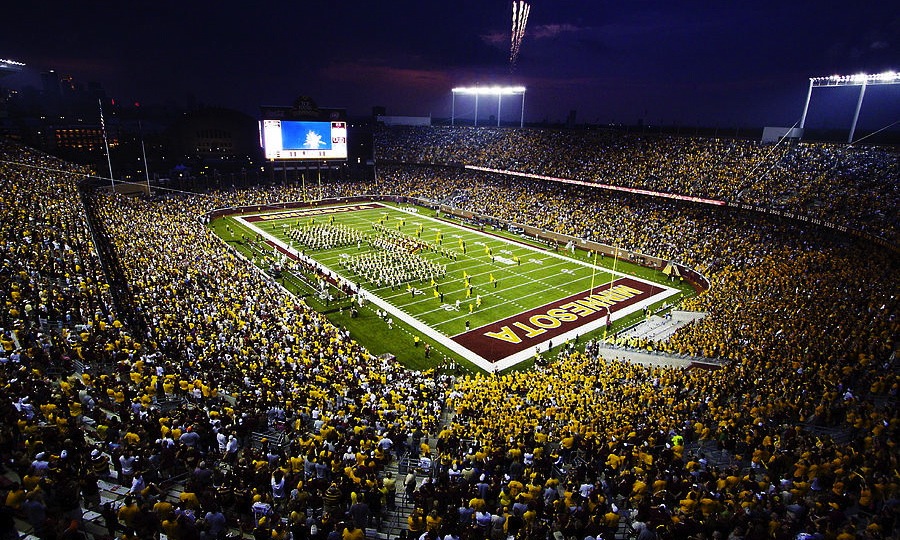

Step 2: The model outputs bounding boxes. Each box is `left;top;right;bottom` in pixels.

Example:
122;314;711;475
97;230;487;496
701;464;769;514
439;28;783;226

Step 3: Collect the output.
761;126;803;143
376;115;431;126
728;200;898;252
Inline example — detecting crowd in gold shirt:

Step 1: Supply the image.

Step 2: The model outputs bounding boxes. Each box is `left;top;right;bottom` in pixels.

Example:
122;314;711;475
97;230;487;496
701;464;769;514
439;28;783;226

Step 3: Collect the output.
0;138;896;540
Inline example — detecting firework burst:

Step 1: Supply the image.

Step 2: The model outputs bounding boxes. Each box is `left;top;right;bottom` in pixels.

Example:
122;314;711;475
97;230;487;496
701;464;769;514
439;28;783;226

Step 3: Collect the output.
510;0;531;69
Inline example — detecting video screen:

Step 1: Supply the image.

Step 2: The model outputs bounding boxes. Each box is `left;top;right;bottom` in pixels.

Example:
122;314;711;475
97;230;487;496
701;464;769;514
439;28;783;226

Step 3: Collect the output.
260;120;348;160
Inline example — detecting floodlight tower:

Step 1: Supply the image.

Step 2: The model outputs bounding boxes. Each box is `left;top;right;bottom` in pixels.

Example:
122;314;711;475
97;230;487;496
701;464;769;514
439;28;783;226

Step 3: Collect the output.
451;86;526;127
799;71;900;142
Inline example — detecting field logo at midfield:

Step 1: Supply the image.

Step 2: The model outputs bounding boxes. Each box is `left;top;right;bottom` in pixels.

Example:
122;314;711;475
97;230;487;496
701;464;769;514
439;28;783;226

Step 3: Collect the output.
453;277;662;362
243;203;384;222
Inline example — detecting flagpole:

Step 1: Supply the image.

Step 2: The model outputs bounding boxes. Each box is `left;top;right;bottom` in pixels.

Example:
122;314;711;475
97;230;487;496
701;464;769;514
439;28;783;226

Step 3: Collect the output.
98;99;114;189
139;120;151;196
610;242;619;288
605;242;619;341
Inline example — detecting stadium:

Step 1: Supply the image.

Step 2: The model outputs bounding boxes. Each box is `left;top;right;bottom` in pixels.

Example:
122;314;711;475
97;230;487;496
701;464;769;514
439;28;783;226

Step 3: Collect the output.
1;114;897;539
0;6;899;540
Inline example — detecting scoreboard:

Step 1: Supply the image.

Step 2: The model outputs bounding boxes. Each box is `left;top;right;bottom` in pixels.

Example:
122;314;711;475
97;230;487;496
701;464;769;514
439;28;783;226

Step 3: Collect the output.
260;120;348;160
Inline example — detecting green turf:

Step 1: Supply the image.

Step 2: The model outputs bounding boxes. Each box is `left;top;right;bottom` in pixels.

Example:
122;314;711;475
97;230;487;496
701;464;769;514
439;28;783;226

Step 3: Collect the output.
208;202;696;373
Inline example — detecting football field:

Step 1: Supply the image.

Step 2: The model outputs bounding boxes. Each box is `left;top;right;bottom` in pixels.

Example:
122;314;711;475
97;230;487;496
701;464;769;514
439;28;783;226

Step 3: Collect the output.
225;202;682;372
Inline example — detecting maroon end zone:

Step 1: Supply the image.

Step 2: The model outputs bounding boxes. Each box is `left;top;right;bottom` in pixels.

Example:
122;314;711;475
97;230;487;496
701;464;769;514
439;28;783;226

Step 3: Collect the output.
453;277;663;362
242;203;385;223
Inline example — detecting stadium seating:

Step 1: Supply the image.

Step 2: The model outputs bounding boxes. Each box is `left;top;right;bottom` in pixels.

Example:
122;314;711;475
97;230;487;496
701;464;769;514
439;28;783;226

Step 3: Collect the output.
0;135;896;540
375;126;900;245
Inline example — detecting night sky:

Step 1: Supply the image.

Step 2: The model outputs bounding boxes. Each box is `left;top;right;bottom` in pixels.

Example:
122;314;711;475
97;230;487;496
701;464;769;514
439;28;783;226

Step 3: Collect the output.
2;1;898;129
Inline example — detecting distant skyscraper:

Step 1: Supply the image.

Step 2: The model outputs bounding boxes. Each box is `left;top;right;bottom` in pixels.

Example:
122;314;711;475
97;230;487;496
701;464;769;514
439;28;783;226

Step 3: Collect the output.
41;70;60;98
87;81;107;101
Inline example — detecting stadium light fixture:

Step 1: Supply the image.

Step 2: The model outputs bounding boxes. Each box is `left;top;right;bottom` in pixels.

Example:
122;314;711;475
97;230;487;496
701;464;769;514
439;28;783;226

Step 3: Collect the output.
452;85;527;95
451;86;527;127
808;71;899;85
800;70;900;142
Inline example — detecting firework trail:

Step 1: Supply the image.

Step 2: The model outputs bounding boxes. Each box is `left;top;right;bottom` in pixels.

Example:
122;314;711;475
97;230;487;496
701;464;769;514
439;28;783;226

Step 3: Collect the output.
510;0;531;69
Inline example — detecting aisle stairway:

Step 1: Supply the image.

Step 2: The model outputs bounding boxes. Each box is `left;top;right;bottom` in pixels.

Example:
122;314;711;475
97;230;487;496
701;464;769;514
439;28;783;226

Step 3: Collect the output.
374;453;417;539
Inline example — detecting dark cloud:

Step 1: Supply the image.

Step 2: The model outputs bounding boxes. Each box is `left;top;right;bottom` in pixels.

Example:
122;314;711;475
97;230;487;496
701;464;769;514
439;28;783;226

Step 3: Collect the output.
0;1;896;128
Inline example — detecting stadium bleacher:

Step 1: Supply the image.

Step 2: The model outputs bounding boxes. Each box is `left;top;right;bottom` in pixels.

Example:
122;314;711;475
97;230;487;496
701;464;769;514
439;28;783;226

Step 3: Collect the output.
0;132;897;540
375;126;900;246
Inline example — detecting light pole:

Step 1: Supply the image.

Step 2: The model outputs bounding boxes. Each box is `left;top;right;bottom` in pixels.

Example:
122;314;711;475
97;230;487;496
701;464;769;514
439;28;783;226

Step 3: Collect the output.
451;86;527;127
799;71;899;143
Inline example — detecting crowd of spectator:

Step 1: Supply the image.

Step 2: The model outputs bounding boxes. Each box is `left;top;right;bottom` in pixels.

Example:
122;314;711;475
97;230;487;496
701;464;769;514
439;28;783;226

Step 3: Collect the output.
371;165;770;276
85;187;451;538
361;165;898;540
0;135;896;540
374;126;900;244
0;140;132;539
0;142;122;369
0;141;448;539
